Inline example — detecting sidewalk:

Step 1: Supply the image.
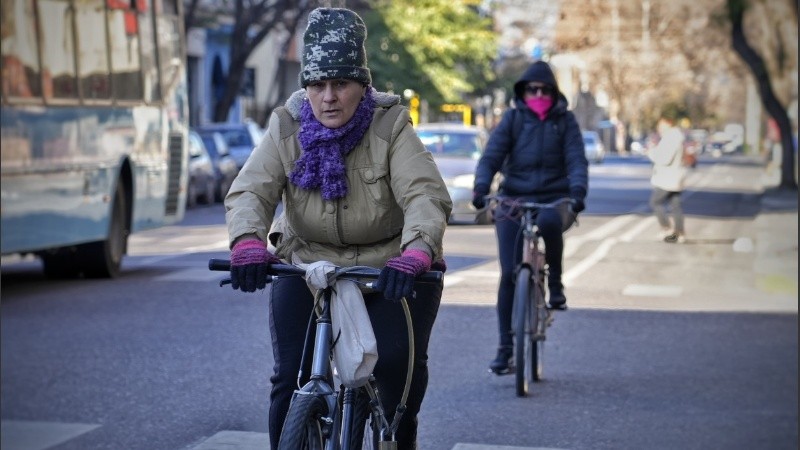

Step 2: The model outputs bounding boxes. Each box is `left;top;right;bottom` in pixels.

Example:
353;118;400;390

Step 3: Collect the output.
755;170;798;302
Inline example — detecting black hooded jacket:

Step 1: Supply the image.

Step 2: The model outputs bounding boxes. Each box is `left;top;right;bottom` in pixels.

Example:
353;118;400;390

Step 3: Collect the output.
474;61;588;201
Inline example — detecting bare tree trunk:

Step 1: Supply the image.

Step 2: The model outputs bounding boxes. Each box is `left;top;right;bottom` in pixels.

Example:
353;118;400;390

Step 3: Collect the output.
728;0;797;189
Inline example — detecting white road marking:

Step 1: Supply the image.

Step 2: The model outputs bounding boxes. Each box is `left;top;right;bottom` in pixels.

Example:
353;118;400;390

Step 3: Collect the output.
563;237;618;287
621;284;683;297
189;431;271;450
453;445;567;450
187;431;564;450
0;420;100;450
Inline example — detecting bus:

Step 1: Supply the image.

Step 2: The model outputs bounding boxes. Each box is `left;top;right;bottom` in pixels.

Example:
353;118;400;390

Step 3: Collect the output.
1;0;189;278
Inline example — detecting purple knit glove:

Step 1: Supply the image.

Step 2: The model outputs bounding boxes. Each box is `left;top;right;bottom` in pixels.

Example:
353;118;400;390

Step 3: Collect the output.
230;239;280;292
375;249;432;301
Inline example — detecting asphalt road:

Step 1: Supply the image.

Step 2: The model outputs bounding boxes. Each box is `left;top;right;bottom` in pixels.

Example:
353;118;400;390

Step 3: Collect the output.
1;154;797;450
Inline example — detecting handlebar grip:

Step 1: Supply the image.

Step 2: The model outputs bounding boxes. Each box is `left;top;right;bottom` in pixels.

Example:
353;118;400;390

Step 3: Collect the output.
208;258;231;271
418;271;443;283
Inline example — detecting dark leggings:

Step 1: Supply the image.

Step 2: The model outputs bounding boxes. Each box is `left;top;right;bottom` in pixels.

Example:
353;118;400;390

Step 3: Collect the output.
494;203;572;347
268;275;442;450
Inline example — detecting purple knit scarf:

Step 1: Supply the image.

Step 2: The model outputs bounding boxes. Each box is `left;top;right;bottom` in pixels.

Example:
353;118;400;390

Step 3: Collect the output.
290;89;376;200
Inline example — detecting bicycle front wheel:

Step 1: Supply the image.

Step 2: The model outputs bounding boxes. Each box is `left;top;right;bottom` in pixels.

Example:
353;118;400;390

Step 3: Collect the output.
513;267;538;397
277;394;328;450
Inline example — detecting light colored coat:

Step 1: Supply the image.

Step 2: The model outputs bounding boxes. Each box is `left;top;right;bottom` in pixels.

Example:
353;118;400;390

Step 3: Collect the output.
225;89;452;268
649;126;686;192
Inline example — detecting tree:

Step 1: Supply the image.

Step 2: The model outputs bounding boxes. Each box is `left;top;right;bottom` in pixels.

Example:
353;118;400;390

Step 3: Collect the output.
185;0;314;123
359;0;498;111
726;0;797;189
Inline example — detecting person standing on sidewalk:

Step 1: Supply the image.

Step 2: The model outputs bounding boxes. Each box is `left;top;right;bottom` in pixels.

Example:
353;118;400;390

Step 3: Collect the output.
648;115;687;243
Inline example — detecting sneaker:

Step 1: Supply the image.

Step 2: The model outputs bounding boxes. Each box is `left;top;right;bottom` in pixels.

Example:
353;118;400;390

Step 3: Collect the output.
657;227;672;240
488;346;513;374
548;286;568;310
664;233;686;244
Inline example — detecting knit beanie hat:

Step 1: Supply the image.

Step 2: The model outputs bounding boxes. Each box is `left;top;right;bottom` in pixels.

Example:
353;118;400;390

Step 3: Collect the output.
299;8;372;88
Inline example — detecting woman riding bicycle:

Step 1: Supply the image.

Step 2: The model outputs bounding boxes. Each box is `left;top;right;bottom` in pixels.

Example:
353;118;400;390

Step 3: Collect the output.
471;60;588;374
223;8;452;450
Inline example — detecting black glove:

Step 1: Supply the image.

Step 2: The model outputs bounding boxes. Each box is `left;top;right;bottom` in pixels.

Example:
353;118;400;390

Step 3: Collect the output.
472;184;489;210
569;198;585;214
229;239;280;292
374;250;431;302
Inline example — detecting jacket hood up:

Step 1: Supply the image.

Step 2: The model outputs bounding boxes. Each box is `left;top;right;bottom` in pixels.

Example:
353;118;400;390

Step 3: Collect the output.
513;61;568;103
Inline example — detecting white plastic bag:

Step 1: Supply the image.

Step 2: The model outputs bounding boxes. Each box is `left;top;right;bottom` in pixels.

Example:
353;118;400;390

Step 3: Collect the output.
295;257;378;388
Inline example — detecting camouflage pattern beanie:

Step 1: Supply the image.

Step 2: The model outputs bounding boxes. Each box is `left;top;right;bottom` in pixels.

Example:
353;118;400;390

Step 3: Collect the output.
299;8;372;88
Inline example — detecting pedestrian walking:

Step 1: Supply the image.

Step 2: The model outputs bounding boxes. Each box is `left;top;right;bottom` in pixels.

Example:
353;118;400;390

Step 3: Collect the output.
648;115;687;243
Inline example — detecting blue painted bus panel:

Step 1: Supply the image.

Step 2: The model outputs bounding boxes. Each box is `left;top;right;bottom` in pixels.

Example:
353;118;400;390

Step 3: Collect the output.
1;105;177;255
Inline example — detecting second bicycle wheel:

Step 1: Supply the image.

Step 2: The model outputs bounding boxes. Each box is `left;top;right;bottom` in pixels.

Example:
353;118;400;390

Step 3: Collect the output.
513;267;537;397
531;269;546;382
277;393;327;450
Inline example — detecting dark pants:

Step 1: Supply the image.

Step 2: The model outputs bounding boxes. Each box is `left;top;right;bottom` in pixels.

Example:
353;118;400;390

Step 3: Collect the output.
649;187;684;234
267;275;442;450
494;202;573;347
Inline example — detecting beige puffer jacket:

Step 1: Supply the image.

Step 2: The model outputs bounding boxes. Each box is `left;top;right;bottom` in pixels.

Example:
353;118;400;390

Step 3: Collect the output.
225;89;452;268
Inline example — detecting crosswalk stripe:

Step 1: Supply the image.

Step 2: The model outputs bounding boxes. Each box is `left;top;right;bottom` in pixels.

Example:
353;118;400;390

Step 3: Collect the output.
189;430;271;450
452;445;567;450
187;430;566;450
0;420;100;450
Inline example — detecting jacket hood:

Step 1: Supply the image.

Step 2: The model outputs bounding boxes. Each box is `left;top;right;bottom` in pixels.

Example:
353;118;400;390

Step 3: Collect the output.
513;61;567;105
284;87;401;120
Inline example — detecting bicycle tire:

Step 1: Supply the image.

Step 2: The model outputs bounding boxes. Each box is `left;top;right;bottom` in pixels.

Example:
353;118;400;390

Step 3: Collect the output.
277;394;328;450
347;388;378;450
513;267;534;397
531;269;546;382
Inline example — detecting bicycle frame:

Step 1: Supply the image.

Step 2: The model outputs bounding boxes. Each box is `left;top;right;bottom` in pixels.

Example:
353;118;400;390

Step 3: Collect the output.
519;207;554;336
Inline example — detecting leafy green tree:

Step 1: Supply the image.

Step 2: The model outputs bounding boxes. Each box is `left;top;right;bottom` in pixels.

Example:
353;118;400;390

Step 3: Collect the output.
358;0;498;111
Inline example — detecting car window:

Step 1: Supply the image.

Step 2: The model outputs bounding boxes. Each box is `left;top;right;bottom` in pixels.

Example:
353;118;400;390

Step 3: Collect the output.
199;134;222;157
188;133;205;158
417;131;481;157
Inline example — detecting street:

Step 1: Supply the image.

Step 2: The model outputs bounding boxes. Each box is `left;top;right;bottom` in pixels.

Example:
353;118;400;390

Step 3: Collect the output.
1;154;797;450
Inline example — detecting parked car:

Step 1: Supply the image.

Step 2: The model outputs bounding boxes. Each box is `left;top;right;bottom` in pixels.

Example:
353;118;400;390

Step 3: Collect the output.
195;120;265;170
582;130;606;163
193;129;239;202
415;123;498;224
186;131;217;208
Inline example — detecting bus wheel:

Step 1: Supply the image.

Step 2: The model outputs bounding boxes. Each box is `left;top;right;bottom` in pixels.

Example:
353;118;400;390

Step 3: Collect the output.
80;183;129;278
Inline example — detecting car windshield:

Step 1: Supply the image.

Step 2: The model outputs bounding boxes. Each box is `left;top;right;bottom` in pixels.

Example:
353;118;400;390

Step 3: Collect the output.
417;131;481;158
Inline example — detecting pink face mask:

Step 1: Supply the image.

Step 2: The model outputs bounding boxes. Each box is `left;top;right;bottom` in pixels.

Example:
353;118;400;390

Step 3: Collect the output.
526;97;553;120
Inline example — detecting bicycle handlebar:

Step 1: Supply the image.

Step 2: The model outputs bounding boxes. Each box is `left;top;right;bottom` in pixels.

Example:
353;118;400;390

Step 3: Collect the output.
208;258;443;283
487;196;573;210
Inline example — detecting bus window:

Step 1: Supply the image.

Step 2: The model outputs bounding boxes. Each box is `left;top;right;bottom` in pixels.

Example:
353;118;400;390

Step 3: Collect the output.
74;0;111;100
108;1;143;100
38;0;79;100
1;0;43;99
156;11;181;98
138;0;160;102
153;0;177;15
